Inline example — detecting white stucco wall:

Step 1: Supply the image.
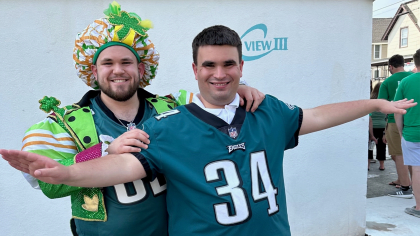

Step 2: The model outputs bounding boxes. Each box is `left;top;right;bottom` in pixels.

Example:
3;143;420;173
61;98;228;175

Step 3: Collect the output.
0;1;372;235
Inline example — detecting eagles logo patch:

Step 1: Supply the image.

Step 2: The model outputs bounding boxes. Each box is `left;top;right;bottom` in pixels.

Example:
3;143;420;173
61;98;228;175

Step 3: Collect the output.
227;143;246;154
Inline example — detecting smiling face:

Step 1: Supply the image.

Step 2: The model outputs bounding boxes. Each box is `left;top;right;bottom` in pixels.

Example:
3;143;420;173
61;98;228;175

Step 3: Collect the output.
192;45;243;108
92;46;144;102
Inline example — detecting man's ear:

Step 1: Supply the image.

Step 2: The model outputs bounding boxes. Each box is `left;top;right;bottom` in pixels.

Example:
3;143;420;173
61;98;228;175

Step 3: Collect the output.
138;63;145;78
192;62;198;80
239;60;244;78
91;65;97;79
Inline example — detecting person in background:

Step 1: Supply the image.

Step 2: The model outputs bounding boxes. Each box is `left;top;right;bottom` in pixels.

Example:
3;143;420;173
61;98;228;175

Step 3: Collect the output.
378;54;413;196
368;82;387;171
394;48;420;217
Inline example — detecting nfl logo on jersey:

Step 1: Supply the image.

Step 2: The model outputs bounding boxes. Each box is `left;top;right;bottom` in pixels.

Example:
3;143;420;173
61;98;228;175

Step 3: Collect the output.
228;127;238;139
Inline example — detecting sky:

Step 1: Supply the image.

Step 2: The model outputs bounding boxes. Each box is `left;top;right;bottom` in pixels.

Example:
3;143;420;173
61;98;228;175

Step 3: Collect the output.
373;0;413;18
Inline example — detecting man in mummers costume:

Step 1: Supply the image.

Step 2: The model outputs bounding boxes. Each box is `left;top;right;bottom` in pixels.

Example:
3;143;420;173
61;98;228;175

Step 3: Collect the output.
17;2;264;236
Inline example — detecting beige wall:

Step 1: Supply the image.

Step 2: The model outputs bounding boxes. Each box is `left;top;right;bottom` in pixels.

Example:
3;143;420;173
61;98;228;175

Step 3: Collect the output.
388;10;420;56
382;44;388;58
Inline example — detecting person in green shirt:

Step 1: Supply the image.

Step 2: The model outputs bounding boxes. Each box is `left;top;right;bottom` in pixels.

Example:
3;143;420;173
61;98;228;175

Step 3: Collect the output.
378;54;413;196
394;49;420;218
369;82;387;170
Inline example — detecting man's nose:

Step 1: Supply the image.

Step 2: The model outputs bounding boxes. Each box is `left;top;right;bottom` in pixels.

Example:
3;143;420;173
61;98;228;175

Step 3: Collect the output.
113;64;124;74
214;66;226;79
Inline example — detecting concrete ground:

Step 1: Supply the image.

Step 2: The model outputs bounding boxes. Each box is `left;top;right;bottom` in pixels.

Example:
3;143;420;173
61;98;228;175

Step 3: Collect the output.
365;148;419;236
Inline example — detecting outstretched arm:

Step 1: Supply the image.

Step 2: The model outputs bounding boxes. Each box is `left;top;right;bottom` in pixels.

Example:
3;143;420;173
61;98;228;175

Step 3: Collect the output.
1;149;146;187
299;99;416;135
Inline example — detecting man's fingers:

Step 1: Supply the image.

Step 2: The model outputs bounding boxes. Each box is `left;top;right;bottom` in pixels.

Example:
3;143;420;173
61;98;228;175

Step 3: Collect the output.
134;130;151;144
122;139;148;150
250;93;266;112
245;93;253;112
125;147;142;153
9;162;29;173
239;97;245;106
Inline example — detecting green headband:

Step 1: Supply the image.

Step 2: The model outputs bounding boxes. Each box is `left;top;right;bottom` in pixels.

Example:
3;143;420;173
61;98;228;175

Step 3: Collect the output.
92;41;141;65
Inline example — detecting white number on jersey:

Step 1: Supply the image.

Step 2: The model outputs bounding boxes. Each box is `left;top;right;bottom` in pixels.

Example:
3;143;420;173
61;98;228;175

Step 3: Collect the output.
250;151;279;215
154;110;180;121
204;160;250;225
114;177;167;204
204;151;278;225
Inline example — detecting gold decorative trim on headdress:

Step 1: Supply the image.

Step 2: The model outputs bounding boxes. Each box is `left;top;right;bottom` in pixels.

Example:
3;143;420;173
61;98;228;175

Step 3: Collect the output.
73;1;159;89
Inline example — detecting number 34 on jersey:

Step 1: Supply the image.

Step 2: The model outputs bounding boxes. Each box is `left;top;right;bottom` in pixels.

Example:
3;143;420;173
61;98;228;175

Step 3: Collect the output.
204;151;279;225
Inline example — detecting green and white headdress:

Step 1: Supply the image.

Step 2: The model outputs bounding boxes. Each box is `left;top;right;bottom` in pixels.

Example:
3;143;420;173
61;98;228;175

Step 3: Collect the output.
73;1;159;89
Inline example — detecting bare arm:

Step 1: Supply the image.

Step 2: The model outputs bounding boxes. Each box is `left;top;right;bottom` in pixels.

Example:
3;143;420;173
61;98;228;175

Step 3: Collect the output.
394;113;404;138
369;116;378;144
1;149;146;187
299;99;416;135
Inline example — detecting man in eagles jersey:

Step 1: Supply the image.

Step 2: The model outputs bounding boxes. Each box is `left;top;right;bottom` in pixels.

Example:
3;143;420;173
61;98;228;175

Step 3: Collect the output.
2;25;417;235
6;3;264;236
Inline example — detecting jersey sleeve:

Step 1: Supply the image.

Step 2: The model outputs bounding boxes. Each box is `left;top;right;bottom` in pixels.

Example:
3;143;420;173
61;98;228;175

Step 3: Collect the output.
22;117;83;198
269;95;302;150
132;122;163;181
377;81;388;100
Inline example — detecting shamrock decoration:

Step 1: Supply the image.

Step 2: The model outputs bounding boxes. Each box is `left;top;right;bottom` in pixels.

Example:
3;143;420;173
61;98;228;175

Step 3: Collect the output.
108;11;148;41
39;96;61;113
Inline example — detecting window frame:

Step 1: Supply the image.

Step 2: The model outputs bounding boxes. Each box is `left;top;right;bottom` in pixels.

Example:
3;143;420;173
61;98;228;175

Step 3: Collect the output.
400;27;408;48
373;44;381;59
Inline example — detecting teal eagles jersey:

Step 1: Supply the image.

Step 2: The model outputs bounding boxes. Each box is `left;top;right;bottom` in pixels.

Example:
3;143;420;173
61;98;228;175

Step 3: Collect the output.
75;95;168;236
136;95;302;236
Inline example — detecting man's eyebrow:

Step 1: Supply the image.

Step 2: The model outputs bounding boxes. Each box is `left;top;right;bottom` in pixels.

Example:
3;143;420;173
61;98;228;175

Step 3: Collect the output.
121;57;134;61
100;58;113;62
202;61;215;66
224;60;237;65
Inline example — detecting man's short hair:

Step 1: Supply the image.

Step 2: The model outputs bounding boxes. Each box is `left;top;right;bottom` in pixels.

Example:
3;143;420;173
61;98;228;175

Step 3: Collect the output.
413;49;420;67
388;54;405;68
192;25;242;65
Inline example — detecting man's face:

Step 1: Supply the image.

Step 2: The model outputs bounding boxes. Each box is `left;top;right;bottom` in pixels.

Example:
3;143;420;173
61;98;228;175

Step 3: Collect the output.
192;45;243;108
92;46;144;102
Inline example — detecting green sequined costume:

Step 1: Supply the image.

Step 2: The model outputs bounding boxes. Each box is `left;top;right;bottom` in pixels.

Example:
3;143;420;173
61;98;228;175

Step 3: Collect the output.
22;89;190;235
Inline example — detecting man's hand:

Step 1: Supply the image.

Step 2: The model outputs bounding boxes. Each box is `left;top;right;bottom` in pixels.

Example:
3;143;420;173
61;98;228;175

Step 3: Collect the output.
370;136;378;144
1;149;146;187
0;149;69;184
378;98;416;114
106;129;150;154
382;135;387;144
237;85;265;112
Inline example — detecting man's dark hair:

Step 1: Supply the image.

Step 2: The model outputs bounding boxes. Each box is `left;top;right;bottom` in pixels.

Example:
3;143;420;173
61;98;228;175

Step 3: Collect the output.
388;54;404;68
192;25;242;65
413;49;420;67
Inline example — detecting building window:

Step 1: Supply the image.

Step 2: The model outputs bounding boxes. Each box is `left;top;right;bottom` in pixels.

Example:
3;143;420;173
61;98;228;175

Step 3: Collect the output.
374;45;381;59
374;70;379;78
400;27;408;47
